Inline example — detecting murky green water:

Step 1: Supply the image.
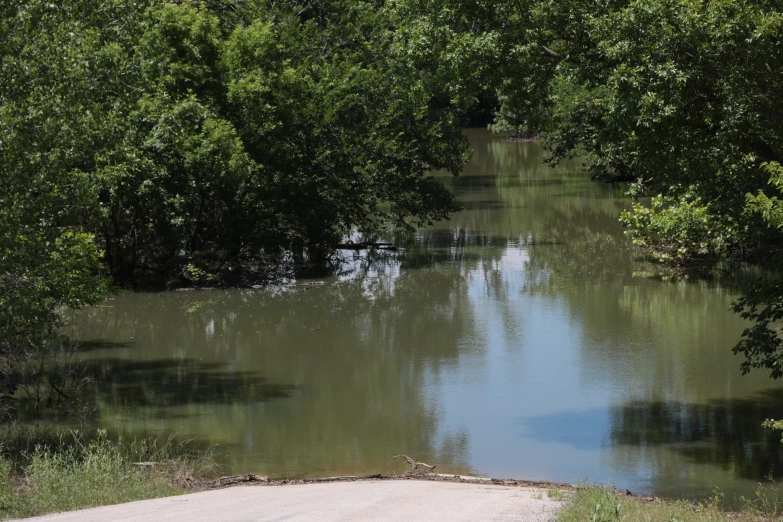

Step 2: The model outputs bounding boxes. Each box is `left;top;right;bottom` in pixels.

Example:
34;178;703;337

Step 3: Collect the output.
76;129;783;500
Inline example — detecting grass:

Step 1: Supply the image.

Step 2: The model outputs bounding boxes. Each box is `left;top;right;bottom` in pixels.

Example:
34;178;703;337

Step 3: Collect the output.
0;428;218;519
548;488;566;500
556;484;783;522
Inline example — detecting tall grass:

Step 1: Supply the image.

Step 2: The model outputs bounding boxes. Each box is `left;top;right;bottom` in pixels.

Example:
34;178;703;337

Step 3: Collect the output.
557;485;782;522
0;429;218;519
740;478;783;520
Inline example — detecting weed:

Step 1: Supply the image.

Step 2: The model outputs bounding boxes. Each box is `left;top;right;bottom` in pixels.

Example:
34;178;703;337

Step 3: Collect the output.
740;475;783;519
557;486;740;522
548;488;566;500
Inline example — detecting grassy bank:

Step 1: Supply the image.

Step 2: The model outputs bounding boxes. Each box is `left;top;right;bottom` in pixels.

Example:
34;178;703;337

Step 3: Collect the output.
0;428;216;519
556;485;783;522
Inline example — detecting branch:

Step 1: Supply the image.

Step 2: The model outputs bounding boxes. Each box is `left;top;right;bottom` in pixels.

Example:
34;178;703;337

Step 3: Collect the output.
540;44;564;60
391;454;437;474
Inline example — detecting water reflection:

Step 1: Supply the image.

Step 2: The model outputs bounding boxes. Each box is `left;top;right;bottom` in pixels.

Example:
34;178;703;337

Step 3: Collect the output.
80;358;296;410
77;275;477;477
611;391;783;484
73;129;783;498
521;390;783;501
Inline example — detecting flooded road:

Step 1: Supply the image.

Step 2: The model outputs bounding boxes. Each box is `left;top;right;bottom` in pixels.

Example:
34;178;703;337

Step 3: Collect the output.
75;129;783;500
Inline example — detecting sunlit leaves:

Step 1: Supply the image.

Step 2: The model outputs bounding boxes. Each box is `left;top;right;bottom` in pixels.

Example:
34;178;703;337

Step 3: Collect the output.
747;162;783;231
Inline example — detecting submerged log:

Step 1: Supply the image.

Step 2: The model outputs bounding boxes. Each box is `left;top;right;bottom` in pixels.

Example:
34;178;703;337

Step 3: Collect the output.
336;242;394;250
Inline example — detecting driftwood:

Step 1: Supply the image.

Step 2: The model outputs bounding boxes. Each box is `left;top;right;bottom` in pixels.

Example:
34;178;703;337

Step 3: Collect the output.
392;454;437;474
216;473;269;486
336;242;404;251
203;473;382;490
307;474;382;483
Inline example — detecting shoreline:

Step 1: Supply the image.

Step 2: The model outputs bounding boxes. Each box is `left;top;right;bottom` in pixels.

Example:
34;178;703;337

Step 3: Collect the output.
204;472;574;491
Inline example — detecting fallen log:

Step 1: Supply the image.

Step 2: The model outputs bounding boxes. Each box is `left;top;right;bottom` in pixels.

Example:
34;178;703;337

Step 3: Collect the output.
307;474;383;483
336;242;395;250
215;473;269;486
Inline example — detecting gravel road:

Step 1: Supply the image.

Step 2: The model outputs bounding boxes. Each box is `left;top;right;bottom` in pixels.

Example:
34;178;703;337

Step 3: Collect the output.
21;480;563;522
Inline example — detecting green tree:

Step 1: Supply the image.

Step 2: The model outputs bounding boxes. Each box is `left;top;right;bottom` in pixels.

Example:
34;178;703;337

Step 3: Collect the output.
1;0;470;286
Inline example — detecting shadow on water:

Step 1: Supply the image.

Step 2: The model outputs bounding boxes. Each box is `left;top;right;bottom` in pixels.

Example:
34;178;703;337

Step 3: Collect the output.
79;358;297;411
76;340;135;352
460;200;510;211
399;251;484;270
521;388;783;483
452;174;501;190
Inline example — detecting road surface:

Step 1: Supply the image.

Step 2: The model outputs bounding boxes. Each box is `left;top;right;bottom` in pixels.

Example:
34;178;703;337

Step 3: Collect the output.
22;480;563;522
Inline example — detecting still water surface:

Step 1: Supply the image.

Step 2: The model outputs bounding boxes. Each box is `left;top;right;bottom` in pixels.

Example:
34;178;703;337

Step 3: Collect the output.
78;129;783;500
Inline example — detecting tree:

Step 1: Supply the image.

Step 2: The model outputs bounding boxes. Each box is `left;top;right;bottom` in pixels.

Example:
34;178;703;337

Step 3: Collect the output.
1;0;471;287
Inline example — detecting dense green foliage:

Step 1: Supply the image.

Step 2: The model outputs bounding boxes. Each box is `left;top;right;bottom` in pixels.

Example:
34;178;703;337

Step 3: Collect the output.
400;0;783;259
1;0;468;285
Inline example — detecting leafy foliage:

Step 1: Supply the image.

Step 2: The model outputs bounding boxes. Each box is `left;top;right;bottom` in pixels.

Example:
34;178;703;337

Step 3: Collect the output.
732;279;783;378
620;193;737;263
747;162;783;232
763;418;783;444
1;0;469;286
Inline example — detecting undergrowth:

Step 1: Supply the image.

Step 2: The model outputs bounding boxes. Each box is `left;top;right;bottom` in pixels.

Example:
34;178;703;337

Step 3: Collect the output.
0;427;218;519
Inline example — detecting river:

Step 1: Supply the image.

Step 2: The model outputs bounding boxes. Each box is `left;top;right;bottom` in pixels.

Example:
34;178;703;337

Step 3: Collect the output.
75;129;783;501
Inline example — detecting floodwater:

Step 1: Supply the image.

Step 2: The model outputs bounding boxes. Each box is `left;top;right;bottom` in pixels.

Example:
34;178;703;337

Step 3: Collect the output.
76;129;783;500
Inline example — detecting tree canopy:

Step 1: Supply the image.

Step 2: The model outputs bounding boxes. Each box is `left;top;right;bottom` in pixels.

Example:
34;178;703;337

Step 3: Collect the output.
0;0;472;415
1;0;470;286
